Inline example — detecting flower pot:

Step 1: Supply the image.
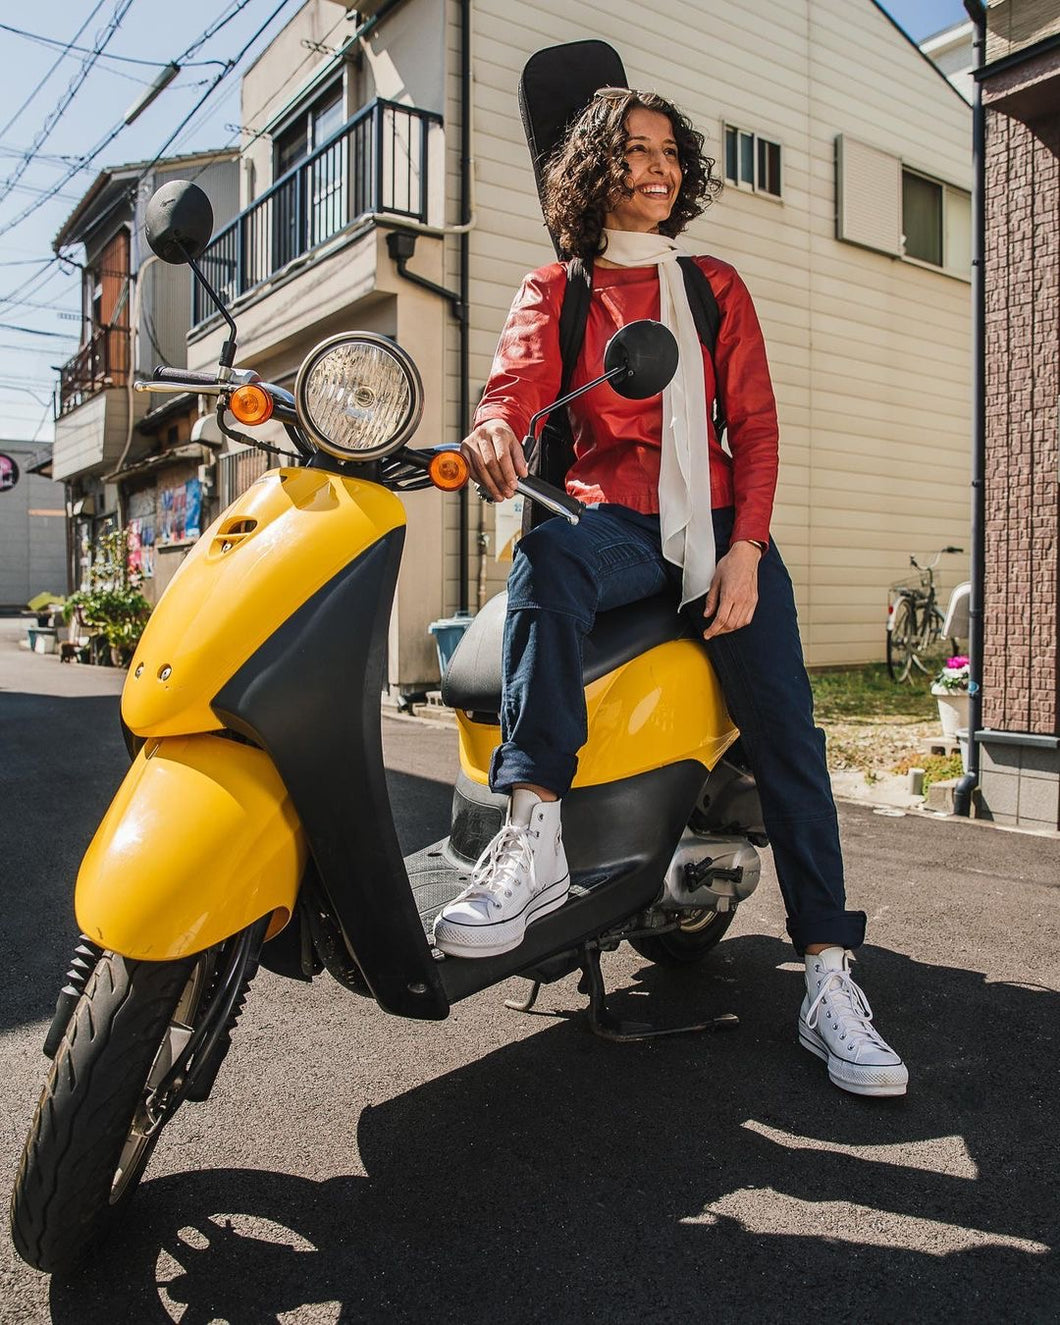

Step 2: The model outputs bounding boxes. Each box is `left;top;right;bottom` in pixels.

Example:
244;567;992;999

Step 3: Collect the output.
931;685;969;742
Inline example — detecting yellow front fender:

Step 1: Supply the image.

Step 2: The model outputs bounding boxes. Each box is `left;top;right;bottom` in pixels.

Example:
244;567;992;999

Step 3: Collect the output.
77;734;306;960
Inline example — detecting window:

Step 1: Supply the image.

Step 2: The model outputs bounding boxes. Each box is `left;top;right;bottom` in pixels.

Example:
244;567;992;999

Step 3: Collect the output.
836;136;970;277
724;125;782;197
273;81;345;180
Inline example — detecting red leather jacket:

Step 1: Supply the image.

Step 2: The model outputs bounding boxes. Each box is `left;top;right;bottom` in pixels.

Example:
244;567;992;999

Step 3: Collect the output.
474;255;779;547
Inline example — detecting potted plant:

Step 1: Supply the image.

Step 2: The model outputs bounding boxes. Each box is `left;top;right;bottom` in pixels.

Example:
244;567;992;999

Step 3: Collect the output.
932;654;970;763
63;528;151;667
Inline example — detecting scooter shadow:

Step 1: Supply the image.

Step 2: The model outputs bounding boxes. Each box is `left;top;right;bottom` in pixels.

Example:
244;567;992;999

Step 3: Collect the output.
47;936;1060;1323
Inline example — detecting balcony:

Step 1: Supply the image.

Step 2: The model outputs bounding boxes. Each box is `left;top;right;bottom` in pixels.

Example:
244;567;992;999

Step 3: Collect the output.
192;99;442;328
57;326;130;418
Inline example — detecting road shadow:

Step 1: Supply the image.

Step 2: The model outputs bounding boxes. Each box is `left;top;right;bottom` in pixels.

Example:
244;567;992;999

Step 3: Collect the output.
45;936;1059;1323
1;692;127;1031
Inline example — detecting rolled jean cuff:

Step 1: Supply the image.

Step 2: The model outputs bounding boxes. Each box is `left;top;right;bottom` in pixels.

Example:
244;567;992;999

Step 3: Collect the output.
489;743;578;798
786;908;867;955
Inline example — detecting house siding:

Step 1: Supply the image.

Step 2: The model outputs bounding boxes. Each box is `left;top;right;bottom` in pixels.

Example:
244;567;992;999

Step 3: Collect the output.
447;0;972;664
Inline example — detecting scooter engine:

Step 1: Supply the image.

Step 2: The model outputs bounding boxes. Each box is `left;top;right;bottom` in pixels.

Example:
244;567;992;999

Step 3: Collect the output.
660;833;762;914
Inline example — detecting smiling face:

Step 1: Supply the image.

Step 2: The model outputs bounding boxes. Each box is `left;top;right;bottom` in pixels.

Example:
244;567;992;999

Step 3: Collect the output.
603;106;683;234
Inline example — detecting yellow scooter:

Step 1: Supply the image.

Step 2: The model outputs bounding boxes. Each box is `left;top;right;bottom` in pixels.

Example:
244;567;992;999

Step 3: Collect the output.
10;181;764;1274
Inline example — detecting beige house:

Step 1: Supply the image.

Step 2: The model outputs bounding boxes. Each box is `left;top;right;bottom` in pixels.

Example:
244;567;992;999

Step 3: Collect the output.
187;0;972;692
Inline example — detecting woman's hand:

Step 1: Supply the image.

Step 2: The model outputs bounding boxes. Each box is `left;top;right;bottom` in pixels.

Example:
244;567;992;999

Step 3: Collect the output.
460;419;528;502
701;541;762;640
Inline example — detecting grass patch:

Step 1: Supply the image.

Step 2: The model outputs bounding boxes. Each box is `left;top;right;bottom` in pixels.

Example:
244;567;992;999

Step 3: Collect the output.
810;663;937;723
893;750;963;789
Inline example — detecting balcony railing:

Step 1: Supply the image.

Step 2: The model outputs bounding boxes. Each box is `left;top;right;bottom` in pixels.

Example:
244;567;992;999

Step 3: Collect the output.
57;326;130;418
193;99;442;327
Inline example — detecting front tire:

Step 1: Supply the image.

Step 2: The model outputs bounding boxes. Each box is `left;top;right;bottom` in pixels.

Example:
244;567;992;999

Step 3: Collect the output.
11;951;211;1274
886;596;916;682
630;907;735;966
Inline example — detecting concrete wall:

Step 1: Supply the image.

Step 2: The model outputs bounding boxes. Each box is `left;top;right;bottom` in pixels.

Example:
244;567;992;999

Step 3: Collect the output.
0;442;67;606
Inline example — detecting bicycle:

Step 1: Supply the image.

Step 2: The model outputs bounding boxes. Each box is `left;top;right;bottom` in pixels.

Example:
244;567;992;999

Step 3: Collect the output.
886;546;964;682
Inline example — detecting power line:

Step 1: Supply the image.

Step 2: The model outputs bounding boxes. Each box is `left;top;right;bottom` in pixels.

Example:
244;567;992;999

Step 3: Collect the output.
0;0;137;210
0;0;109;142
0;20;227;69
0;322;77;340
0;0;297;241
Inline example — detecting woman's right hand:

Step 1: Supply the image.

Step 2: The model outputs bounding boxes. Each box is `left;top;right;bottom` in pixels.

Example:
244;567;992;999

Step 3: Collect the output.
460;419;528;502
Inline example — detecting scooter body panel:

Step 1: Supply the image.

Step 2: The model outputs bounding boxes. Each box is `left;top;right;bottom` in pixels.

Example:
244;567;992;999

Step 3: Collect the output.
76;734;305;959
212;530;450;1021
456;638;737;787
122;469;405;738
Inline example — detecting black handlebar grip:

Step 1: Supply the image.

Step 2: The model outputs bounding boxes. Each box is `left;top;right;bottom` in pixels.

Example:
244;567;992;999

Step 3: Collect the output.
153;366;220;386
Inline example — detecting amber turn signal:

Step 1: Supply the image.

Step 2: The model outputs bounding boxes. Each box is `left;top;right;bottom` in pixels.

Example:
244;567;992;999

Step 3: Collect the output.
229;384;274;426
428;450;470;491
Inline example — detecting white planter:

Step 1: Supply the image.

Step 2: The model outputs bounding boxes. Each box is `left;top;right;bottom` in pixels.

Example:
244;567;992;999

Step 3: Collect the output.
932;685;969;742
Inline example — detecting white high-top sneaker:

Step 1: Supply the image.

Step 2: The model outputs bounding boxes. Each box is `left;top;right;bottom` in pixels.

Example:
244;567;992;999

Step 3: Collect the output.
798;947;909;1097
432;789;570;959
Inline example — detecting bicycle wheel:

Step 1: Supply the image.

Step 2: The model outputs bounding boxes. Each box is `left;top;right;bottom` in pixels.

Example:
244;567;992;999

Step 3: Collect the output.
887;596;917;681
910;605;949;676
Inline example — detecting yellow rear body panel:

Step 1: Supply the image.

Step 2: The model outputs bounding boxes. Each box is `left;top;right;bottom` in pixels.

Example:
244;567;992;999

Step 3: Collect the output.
76;734;306;960
123;468;405;738
456;639;737;788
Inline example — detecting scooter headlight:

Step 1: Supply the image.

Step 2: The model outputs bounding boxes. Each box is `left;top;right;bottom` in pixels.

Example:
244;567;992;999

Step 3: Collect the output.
294;332;424;462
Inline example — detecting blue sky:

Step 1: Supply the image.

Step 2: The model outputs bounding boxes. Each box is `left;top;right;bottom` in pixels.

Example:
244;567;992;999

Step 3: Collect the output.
0;0;970;444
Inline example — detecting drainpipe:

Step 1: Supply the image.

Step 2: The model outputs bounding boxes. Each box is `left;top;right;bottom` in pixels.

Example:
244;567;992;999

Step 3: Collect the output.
458;0;472;616
953;0;987;817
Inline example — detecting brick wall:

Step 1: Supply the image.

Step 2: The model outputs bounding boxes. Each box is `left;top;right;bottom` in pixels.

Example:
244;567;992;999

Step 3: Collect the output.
982;109;1059;734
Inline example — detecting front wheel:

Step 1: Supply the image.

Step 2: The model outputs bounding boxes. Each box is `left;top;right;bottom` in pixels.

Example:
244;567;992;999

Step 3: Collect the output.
886;596;917;682
629;907;736;966
10;931;256;1274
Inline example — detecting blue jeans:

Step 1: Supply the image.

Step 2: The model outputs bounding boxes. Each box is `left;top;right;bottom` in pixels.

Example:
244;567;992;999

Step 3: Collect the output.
490;504;865;953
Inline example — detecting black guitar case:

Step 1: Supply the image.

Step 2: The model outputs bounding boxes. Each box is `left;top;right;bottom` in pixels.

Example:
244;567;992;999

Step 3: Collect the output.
517;39;628;258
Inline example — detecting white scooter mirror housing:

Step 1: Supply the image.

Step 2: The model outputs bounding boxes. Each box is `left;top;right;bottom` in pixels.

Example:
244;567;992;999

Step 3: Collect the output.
295;332;424;462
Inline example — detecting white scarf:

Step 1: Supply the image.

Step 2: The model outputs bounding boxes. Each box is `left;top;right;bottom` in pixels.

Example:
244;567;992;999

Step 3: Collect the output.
600;227;715;609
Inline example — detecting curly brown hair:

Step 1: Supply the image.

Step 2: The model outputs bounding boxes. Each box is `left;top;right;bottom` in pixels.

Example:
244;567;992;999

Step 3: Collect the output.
542;89;722;261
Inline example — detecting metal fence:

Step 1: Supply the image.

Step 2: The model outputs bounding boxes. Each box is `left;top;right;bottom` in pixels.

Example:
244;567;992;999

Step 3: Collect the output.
217;448;270;508
57;326;130;417
193;99;442;327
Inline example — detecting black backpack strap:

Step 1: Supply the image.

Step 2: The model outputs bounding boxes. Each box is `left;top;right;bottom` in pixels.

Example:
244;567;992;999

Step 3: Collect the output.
558;256;593;393
676;255;726;440
521;258;592;533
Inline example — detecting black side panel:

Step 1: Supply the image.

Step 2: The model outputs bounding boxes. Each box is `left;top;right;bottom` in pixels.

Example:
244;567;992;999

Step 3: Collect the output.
518;40;627;257
212;530;449;1021
438;761;706;1005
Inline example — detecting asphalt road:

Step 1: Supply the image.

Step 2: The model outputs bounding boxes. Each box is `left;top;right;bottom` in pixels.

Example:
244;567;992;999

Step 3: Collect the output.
1;618;1058;1323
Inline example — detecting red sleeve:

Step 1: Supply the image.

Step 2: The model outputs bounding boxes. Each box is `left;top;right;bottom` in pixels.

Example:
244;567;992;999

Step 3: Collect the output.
704;260;779;548
473;265;565;440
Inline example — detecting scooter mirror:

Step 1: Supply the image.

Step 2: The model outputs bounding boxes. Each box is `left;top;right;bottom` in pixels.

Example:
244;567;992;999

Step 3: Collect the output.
144;180;214;264
603;320;679;400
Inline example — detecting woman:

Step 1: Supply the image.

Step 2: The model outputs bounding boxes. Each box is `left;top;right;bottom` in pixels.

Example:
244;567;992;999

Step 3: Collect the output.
433;88;907;1098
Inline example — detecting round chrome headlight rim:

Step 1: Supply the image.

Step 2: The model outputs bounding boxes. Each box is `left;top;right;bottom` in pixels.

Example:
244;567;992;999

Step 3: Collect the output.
294;331;424;463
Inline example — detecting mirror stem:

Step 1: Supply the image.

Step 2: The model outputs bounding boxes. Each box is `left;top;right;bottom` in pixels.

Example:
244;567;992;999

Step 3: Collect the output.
183;247;239;377
524;364;627;446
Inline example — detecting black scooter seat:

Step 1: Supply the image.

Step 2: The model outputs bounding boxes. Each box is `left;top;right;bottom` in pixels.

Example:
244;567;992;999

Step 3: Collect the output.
441;590;697;719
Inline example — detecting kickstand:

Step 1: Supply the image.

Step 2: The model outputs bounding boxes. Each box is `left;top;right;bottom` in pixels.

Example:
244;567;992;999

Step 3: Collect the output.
504;980;543;1013
579;945;740;1043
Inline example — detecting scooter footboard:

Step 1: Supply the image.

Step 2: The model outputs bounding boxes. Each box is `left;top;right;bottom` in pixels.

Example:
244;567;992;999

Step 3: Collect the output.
76;733;306;960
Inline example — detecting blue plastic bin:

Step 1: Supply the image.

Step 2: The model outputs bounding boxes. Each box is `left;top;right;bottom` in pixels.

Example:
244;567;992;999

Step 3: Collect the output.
428;613;474;675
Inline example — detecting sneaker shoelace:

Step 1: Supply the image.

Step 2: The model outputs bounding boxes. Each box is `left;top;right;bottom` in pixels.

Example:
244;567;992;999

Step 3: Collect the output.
463;823;536;909
805;968;889;1055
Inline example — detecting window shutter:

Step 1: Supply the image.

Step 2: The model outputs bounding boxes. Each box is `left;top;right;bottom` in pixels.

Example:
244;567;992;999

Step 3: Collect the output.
835;135;902;257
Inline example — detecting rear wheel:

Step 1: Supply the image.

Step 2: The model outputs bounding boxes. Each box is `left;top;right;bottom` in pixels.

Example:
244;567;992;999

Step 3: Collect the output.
886;596;917;682
629;907;735;966
10;932;255;1274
